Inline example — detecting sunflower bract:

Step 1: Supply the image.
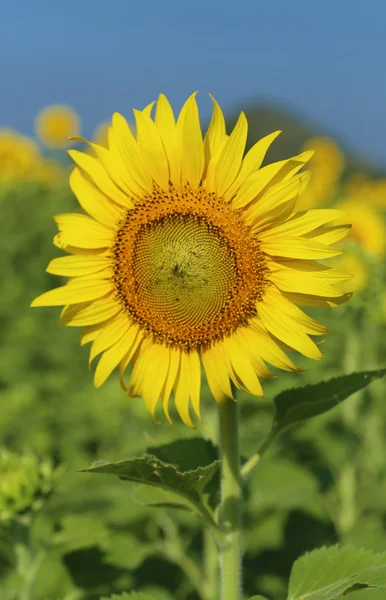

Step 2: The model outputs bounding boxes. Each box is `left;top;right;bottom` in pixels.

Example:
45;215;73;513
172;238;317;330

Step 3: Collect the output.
31;94;352;427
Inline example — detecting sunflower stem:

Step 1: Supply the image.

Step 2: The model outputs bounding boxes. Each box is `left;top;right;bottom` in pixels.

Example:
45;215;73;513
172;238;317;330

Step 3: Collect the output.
218;396;242;600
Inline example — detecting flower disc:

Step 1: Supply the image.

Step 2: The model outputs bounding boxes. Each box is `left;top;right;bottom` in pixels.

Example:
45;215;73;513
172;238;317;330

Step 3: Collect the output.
113;186;268;351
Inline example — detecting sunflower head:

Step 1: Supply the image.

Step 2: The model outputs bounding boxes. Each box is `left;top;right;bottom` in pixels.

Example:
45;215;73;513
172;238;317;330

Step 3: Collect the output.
31;94;351;427
35;105;80;149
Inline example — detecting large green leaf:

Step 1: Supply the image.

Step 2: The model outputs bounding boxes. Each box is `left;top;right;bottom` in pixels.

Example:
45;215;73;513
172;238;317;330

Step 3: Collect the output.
287;545;386;600
273;369;386;436
248;596;269;599
82;439;220;519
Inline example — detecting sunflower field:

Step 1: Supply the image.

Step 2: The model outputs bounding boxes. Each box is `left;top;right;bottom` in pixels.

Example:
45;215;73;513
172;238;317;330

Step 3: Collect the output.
0;99;386;600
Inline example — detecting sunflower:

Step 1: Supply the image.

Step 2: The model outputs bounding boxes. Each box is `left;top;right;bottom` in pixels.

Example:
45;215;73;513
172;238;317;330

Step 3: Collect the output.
297;136;344;211
334;199;385;259
92;121;110;148
0;129;41;180
35;105;80;149
31;94;351;427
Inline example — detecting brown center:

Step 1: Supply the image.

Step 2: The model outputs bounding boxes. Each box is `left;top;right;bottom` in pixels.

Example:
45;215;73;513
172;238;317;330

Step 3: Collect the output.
112;185;268;351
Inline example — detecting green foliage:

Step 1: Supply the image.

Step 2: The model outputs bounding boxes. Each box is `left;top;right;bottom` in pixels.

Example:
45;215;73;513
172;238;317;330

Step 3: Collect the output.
100;594;154;600
82;439;220;526
0;449;56;521
272;369;386;436
287;546;386;599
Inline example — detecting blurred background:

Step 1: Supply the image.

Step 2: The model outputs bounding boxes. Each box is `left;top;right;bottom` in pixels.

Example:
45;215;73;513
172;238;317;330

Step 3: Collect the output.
1;2;385;599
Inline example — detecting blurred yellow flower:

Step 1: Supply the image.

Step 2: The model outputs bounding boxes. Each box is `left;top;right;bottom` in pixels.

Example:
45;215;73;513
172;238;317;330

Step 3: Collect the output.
0;129;42;181
92;121;110;147
35;105;80;148
0;128;64;186
297;137;345;211
335;200;385;258
344;172;386;209
334;253;368;294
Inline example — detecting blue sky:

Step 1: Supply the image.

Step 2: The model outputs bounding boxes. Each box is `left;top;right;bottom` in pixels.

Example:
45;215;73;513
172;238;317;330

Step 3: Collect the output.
1;0;386;166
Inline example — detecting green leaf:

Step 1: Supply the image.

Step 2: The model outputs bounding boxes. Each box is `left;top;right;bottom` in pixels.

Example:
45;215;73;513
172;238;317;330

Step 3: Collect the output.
287;545;386;600
133;484;194;512
51;515;109;553
104;532;152;570
248;596;269;599
81;441;220;520
273;369;386;435
345;590;386;599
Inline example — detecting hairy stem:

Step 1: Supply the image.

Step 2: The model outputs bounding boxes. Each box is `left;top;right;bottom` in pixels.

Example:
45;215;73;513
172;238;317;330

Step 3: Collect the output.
218;397;242;600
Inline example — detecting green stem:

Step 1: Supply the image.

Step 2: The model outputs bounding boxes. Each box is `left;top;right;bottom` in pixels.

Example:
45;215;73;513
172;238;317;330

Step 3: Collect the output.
218;397;242;600
203;527;219;600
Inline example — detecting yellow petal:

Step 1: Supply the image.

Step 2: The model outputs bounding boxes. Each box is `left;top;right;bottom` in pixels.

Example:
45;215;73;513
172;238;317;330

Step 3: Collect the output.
46;254;111;277
60;295;120;327
214;112;248;196
268;260;351;297
236;328;273;379
174;352;195;428
240;170;308;217
131;344;170;419
222;336;263;397
226;130;281;199
281;290;352;308
161;347;181;424
154;94;181;186
142;101;155;118
119;331;147;391
70;168;124;227
258;296;322;360
263;285;327;335
53;213;113;249
250;173;311;233
261;235;343;260
80;323;104;346
305;225;351;245
201;345;233;404
232;151;312;210
31;279;113;307
259;209;348;240
177;93;204;187
204;95;227;174
52;236;107;255
94;323;141;388
134;109;169;189
78;137;143;199
68;149;132;208
188;351;202;421
250;319;299;371
89;313;131;364
110;112;154;193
